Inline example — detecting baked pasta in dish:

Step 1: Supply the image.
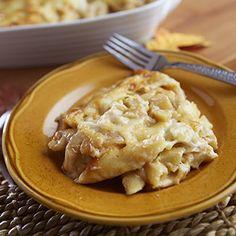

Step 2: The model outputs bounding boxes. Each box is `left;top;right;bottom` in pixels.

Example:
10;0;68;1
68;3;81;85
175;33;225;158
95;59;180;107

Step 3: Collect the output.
0;0;152;27
48;71;218;195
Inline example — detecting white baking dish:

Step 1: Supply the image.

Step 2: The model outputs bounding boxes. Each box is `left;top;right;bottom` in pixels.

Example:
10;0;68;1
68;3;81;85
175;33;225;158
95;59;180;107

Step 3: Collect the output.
0;0;181;68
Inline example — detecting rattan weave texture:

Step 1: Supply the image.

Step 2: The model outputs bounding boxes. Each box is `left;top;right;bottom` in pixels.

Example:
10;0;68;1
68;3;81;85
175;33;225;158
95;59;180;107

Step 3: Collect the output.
0;169;235;236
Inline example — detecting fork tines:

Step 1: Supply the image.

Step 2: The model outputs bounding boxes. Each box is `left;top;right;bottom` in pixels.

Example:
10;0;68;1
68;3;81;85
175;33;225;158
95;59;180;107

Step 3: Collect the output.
104;33;152;70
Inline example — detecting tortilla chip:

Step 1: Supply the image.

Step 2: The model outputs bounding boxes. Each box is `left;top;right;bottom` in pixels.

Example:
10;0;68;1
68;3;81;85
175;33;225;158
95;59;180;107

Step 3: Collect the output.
146;28;211;51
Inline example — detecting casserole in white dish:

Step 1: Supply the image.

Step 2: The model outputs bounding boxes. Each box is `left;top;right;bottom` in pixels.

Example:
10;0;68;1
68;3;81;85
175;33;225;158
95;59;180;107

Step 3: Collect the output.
0;0;181;68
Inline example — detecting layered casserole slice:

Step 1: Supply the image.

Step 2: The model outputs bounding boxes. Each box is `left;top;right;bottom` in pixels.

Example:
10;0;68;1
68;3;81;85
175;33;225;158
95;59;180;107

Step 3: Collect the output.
48;71;218;195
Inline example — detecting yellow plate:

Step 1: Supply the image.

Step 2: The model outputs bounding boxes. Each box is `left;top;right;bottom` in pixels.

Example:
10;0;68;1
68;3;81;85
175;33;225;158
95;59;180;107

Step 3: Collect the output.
3;51;236;225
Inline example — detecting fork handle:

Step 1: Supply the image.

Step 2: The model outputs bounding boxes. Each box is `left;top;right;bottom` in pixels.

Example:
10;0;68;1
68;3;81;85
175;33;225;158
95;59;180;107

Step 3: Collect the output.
168;62;236;86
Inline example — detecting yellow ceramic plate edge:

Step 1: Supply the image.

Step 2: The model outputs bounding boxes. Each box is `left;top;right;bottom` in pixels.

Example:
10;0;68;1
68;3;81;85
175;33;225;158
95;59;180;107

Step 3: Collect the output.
2;51;236;225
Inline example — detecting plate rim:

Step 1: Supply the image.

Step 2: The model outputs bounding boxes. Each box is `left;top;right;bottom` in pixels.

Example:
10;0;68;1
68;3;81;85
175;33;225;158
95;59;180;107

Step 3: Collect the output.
2;50;236;225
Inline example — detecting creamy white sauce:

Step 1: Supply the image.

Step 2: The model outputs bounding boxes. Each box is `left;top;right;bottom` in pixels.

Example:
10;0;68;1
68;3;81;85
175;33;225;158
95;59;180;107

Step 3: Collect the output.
43;84;94;137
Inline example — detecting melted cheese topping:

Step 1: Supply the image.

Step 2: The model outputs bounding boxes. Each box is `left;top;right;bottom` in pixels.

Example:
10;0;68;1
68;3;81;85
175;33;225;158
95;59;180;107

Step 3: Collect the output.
48;71;218;195
0;0;152;26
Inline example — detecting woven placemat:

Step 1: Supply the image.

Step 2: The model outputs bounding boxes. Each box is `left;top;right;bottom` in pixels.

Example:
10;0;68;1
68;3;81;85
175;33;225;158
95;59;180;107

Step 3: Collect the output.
0;168;235;236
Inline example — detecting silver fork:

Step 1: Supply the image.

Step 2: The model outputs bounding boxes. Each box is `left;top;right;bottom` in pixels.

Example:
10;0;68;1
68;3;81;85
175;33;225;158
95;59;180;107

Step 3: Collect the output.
104;33;236;86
